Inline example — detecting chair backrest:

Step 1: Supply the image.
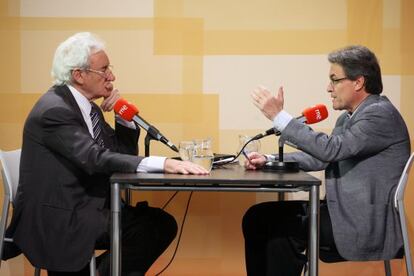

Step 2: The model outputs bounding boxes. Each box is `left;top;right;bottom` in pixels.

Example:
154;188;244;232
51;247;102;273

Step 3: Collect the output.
394;152;414;209
0;149;21;204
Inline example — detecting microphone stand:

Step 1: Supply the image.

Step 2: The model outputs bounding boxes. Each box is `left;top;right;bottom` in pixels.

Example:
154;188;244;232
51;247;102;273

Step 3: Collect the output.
262;138;299;173
143;124;178;156
144;132;155;157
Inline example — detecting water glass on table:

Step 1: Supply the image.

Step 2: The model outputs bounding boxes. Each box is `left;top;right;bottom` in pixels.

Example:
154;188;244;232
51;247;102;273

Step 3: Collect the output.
179;141;195;161
192;138;214;172
238;134;261;166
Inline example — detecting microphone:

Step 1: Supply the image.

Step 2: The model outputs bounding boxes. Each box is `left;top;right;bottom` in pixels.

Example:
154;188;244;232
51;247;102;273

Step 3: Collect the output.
248;104;328;173
113;98;179;153
252;104;329;140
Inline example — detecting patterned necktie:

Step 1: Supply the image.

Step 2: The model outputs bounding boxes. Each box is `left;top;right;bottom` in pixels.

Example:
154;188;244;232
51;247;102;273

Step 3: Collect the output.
90;105;105;147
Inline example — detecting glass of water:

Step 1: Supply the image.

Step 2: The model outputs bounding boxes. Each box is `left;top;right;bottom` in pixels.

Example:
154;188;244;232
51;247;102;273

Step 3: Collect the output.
179;141;195;161
238;135;261;166
192;138;214;172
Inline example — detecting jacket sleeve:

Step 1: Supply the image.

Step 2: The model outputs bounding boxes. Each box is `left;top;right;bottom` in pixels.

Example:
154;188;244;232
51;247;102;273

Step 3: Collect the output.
41;106;142;175
281;103;405;163
282;151;329;171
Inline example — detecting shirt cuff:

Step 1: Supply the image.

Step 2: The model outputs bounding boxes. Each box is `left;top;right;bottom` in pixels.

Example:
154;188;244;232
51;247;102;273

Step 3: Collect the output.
115;114;136;129
273;110;293;132
137;156;167;173
264;154;276;162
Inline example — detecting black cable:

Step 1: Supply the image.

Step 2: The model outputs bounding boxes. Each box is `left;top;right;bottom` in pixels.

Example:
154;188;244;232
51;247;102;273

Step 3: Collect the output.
161;191;179;210
213;136;257;167
155;191;193;276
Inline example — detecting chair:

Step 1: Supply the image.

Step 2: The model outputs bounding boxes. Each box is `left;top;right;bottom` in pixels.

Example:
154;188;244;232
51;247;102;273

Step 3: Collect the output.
341;152;413;276
0;149;96;276
303;152;414;276
383;152;414;276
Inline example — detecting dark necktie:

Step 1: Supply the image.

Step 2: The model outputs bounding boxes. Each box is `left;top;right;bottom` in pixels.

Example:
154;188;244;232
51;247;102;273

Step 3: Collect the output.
90;105;105;147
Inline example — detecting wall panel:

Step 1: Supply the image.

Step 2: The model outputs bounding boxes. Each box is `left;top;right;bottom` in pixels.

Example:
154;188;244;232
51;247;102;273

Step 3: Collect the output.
0;0;413;275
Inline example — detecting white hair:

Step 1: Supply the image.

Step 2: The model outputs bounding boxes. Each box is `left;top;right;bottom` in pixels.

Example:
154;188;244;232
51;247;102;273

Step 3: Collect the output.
51;32;105;85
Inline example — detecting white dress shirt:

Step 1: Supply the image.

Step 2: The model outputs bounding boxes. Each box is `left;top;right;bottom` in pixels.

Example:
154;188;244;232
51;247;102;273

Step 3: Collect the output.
67;85;165;172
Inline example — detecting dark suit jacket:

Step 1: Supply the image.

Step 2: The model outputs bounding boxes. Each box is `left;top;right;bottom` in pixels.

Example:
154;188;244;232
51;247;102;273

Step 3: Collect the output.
8;85;143;271
281;95;411;260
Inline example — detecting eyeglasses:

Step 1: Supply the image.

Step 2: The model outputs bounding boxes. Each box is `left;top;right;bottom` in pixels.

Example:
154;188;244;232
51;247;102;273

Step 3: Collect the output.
329;77;348;86
85;65;114;79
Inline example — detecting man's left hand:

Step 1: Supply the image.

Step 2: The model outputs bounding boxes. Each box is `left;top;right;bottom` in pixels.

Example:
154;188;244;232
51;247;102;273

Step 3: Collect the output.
164;159;210;175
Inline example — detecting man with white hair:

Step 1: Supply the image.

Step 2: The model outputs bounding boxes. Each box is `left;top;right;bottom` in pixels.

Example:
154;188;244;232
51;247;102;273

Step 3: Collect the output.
6;32;208;276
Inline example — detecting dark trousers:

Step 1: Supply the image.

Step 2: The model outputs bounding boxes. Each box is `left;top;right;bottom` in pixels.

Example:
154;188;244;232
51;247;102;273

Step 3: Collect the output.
242;200;345;276
48;202;177;276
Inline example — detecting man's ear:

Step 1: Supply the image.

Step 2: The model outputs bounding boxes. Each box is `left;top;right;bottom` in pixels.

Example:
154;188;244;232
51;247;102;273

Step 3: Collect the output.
71;69;84;85
354;75;365;91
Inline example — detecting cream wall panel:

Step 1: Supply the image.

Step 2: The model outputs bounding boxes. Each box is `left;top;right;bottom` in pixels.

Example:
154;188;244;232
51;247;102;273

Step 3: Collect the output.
204;55;337;130
20;31;67;93
21;30;183;94
20;0;154;17
182;0;347;30
383;0;401;28
382;75;401;109
204;56;402;131
103;30;183;93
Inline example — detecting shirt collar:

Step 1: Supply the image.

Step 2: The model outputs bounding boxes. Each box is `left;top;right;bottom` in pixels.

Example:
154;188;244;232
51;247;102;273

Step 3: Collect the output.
347;95;371;118
67;84;93;115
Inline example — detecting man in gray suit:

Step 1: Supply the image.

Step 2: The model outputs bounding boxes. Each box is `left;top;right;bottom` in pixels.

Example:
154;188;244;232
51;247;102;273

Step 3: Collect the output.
243;45;411;276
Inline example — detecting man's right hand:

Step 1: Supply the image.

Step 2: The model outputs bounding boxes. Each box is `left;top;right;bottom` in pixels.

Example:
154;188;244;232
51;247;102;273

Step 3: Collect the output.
164;159;210;175
101;88;121;112
251;86;284;121
244;152;267;170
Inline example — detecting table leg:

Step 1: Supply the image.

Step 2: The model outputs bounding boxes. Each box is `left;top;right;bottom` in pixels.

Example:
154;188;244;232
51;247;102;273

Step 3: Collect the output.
308;185;320;276
111;182;122;276
124;188;131;205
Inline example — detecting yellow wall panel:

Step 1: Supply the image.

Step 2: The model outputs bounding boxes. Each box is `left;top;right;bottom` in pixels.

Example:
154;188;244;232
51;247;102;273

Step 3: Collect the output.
380;29;402;75
0;93;41;123
1;0;413;275
0;123;24;150
19;28;184;94
154;18;204;55
347;0;383;51
182;0;347;30
401;0;414;75
101;30;184;94
0;93;40;148
112;93;220;155
0;16;21;94
182;56;203;93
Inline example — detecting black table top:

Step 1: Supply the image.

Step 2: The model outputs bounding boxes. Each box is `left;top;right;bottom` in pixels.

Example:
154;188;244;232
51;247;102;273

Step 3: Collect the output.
111;164;320;189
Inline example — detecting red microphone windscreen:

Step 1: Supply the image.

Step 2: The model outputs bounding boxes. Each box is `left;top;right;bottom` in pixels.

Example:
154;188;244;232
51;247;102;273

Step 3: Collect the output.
302;104;329;124
113;98;139;121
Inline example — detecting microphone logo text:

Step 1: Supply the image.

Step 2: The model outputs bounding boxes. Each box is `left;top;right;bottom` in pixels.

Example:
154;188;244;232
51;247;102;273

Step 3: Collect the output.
118;105;128;115
315;109;322;120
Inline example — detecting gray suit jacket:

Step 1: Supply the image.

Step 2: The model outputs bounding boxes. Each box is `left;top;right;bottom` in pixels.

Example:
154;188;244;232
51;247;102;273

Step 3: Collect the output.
280;95;410;260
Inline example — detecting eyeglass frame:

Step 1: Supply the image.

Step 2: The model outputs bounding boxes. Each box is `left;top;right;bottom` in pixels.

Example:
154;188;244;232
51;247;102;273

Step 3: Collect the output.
85;65;114;79
72;65;114;79
329;77;349;86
